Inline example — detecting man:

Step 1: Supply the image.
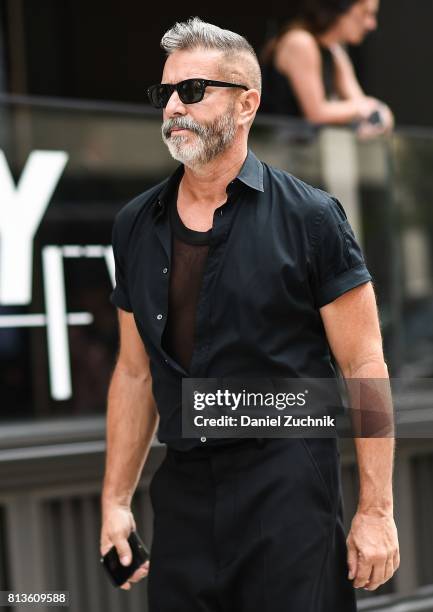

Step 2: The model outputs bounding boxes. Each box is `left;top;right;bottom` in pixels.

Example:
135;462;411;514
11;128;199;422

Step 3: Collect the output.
101;17;399;611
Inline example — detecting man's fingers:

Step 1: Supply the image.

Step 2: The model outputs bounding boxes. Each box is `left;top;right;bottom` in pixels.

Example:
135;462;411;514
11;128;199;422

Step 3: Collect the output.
346;541;358;580
128;573;145;584
111;537;133;566
100;541;112;557
363;559;386;590
140;560;150;573
353;555;373;588
120;581;131;591
129;561;150;582
393;548;400;572
384;555;395;583
119;560;150;588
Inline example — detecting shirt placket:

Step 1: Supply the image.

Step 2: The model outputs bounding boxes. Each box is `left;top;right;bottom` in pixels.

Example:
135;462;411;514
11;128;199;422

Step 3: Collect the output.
152;198;189;377
188;185;240;379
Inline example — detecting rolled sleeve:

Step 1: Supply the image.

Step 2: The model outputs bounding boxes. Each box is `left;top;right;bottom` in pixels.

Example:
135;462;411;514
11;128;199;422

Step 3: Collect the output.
309;196;372;308
109;213;133;312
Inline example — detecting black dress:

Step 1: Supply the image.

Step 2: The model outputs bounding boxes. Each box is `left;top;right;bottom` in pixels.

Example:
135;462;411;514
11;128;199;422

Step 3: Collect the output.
260;43;336;117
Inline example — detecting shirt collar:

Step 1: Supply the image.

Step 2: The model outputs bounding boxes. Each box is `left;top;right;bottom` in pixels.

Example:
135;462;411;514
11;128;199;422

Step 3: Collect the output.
151;148;264;221
236;148;264;193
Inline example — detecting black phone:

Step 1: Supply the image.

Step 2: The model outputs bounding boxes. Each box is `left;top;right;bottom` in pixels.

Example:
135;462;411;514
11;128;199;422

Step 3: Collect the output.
368;109;384;126
100;530;150;587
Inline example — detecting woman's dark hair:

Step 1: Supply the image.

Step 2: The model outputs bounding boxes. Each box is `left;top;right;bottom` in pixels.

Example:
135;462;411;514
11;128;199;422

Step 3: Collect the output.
261;0;360;63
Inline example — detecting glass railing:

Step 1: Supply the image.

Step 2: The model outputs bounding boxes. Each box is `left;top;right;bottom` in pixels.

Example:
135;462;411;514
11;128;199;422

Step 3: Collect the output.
0;95;432;423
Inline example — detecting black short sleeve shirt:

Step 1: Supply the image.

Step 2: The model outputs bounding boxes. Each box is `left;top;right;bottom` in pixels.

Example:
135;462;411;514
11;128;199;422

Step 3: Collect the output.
109;149;372;451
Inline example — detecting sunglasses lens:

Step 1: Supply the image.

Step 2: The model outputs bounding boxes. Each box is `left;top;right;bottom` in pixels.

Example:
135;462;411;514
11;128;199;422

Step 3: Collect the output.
148;80;206;108
148;84;170;109
178;79;204;104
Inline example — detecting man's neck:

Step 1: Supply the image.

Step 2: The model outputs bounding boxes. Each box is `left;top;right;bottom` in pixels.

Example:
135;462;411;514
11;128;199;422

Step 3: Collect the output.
180;143;248;206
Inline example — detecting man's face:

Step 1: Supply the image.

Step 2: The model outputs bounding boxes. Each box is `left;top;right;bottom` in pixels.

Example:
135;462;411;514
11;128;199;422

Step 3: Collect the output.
160;49;240;167
337;0;379;44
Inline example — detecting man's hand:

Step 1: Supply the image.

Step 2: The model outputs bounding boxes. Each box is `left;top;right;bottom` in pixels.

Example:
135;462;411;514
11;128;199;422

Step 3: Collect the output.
100;504;150;590
346;509;400;591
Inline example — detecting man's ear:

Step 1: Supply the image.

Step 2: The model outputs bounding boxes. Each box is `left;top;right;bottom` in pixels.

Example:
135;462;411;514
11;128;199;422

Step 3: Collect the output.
237;89;261;126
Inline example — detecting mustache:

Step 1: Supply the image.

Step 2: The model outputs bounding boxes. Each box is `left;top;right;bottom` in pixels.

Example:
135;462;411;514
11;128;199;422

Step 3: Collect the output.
162;117;206;139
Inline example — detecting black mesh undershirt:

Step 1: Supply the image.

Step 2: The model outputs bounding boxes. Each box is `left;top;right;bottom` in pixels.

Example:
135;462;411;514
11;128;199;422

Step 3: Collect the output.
162;186;212;373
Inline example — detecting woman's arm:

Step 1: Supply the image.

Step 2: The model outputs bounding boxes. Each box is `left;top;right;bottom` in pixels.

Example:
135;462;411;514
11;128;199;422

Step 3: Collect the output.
332;43;366;100
274;30;379;124
332;43;394;136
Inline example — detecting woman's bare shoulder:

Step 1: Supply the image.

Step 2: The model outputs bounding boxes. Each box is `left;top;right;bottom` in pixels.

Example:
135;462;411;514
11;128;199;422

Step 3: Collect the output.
277;28;318;52
274;28;320;70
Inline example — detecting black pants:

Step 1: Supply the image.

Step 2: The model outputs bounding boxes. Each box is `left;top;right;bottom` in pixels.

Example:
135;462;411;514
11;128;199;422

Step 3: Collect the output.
147;437;357;612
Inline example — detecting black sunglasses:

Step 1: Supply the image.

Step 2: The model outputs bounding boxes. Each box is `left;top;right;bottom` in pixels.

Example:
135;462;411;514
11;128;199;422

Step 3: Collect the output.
147;78;249;109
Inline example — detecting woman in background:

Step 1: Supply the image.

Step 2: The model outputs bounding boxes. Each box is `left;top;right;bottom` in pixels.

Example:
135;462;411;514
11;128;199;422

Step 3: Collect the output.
260;0;394;138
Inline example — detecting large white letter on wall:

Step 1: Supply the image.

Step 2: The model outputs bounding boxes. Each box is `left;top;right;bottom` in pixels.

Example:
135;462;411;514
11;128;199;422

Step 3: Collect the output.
0;149;69;305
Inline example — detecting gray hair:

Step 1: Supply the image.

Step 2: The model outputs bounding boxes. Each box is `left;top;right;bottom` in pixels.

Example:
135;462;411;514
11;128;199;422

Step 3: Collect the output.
161;17;262;93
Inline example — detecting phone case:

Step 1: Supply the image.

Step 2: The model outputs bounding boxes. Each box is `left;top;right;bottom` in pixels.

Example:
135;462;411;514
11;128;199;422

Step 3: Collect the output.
100;530;150;587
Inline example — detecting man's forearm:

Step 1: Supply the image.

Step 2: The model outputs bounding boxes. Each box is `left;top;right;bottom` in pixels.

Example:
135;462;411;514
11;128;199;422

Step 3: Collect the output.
355;437;394;514
344;359;395;515
102;366;159;511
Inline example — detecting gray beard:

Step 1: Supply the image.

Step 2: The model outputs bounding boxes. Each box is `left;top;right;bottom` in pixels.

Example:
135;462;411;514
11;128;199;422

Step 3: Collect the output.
161;107;237;168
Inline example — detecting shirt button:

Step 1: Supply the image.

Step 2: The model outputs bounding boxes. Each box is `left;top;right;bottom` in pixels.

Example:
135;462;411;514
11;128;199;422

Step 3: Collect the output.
156;313;163;320
201;437;207;443
162;267;168;274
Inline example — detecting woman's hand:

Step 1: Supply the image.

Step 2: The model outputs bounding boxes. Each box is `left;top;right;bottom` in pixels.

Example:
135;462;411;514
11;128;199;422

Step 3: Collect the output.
356;100;394;139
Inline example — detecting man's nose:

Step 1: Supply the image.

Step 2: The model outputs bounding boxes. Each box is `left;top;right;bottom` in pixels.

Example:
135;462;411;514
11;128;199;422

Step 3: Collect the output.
165;89;187;116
